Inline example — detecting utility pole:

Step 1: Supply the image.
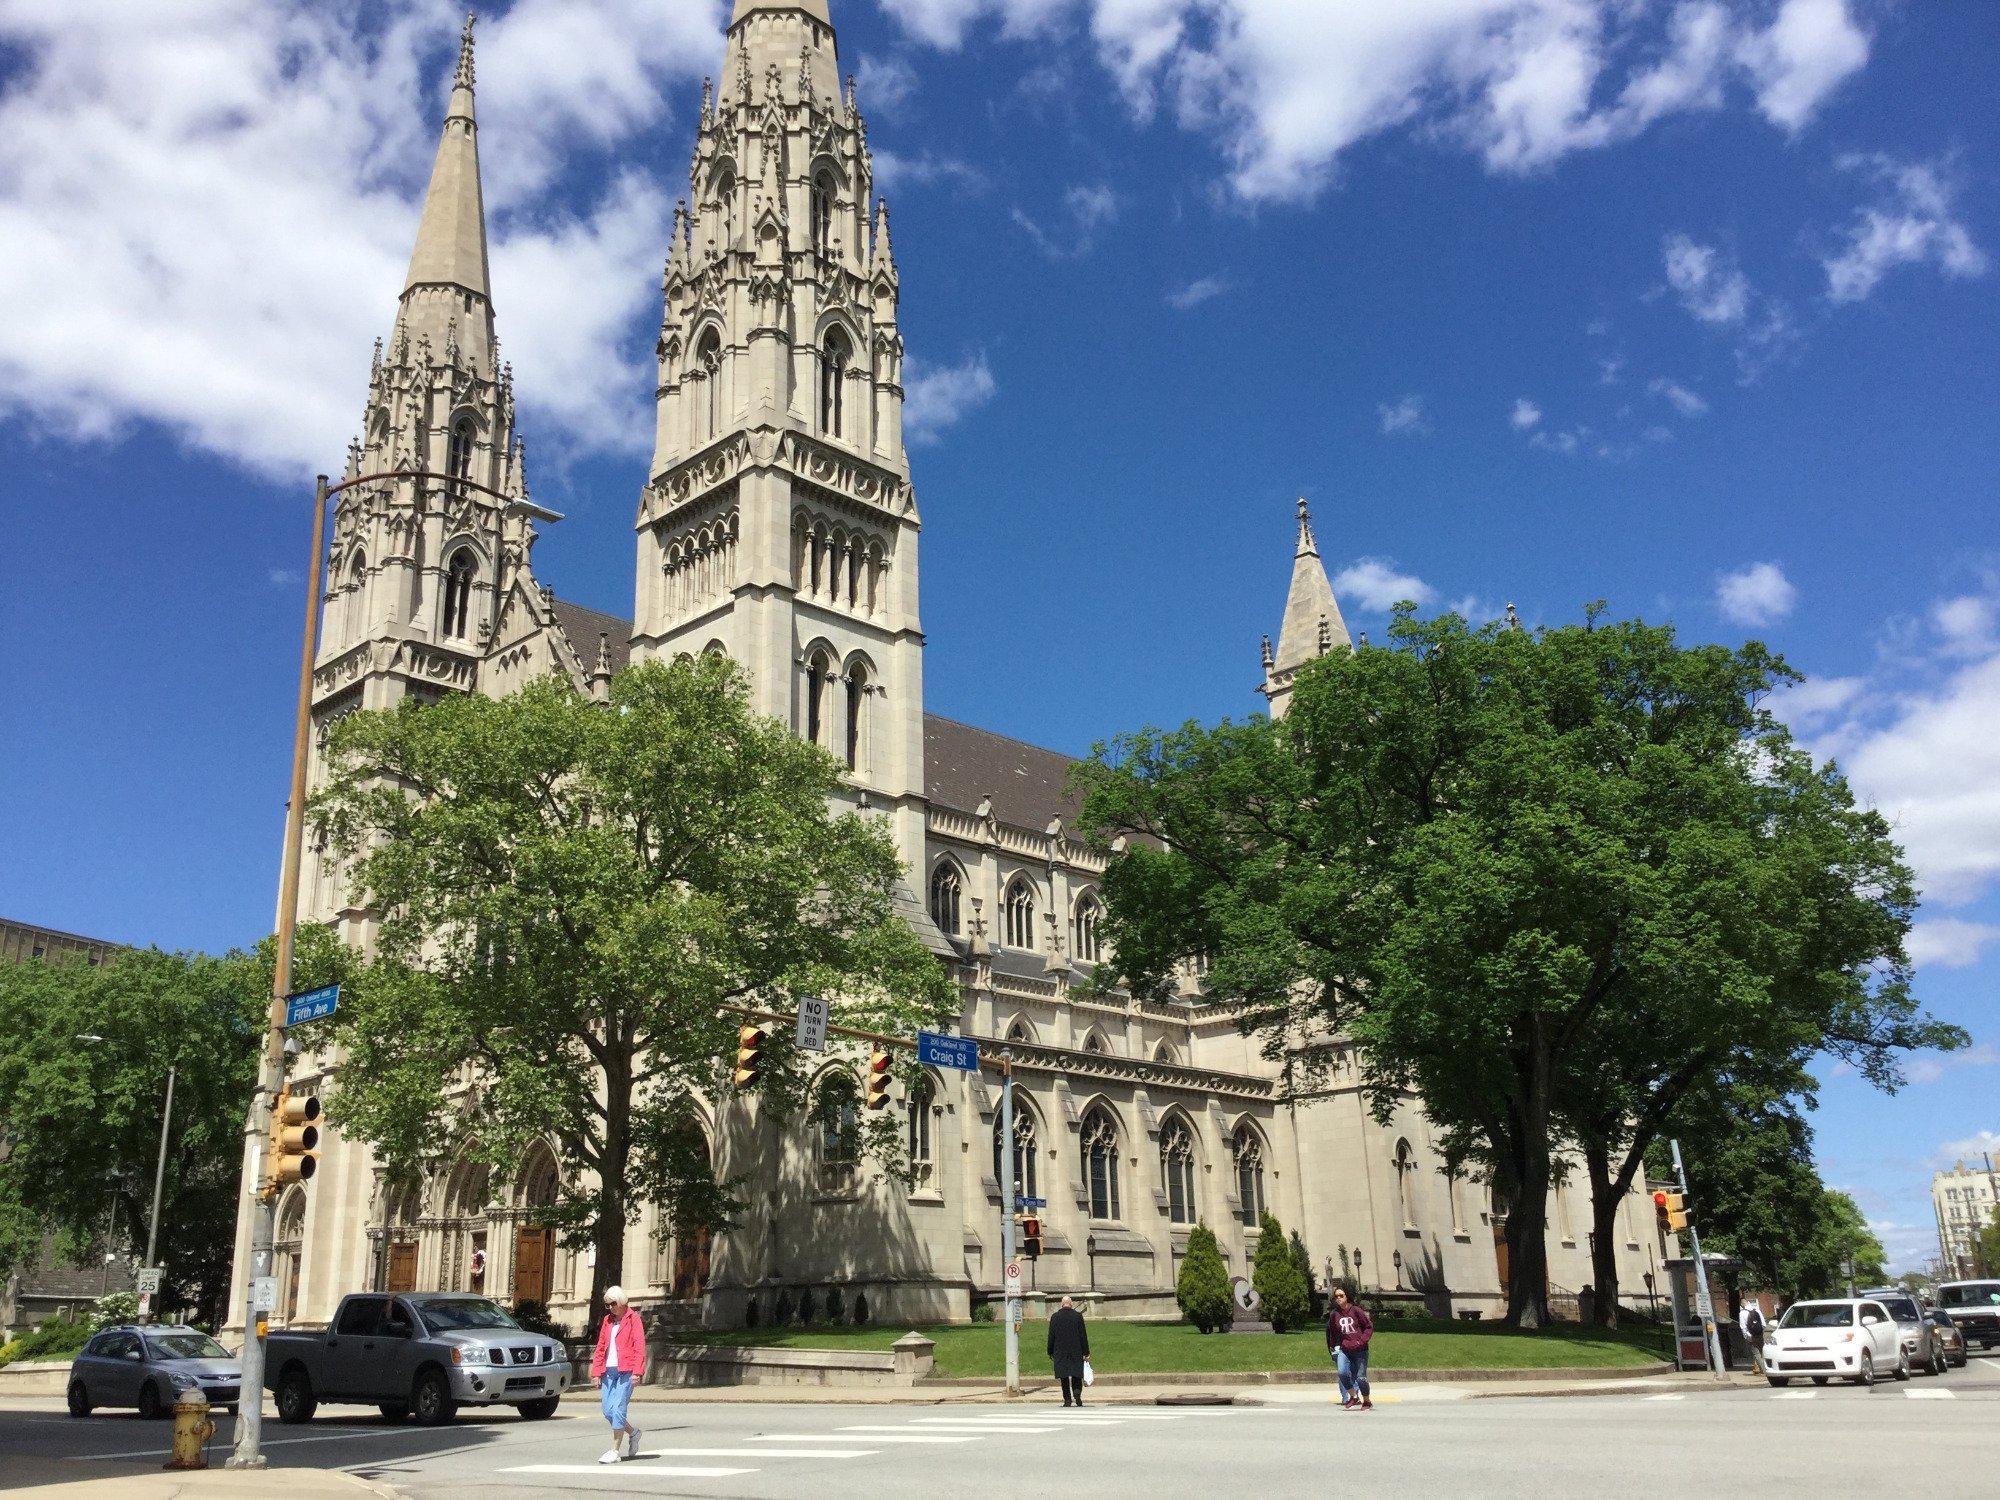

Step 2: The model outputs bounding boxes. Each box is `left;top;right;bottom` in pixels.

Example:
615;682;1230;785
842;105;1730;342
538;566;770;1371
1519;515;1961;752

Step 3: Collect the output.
229;475;329;1470
138;1065;176;1324
1670;1139;1726;1380
1000;1052;1019;1396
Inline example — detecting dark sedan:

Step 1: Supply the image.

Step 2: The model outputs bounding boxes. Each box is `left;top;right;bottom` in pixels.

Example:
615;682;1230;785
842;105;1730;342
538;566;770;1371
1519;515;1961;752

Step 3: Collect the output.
1925;1309;1970;1369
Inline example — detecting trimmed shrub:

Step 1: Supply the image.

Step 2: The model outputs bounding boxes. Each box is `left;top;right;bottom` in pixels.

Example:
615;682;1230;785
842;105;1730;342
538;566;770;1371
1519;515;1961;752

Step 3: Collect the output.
1252;1213;1311;1333
824;1286;845;1324
852;1293;870;1326
7;1312;93;1364
970;1301;996;1323
795;1287;816;1325
1175;1223;1234;1334
91;1292;139;1330
511;1300;565;1339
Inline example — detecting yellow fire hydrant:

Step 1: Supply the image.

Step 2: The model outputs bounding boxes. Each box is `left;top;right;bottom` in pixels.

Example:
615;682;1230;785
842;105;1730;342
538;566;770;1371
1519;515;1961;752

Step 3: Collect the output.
164;1389;214;1471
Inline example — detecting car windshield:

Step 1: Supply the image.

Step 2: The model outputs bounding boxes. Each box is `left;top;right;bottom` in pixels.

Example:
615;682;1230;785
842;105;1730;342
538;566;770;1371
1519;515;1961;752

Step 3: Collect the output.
1878;1297;1920;1322
408;1296;518;1331
1940;1283;2000;1308
147;1333;230;1360
1780;1303;1854;1329
1927;1312;1955;1326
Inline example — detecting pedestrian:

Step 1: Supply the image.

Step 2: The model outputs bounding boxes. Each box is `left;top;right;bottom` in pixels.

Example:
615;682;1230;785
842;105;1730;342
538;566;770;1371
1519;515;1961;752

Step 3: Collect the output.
1327;1286;1374;1411
591;1286;647;1465
1739;1301;1766;1373
1047;1294;1091;1408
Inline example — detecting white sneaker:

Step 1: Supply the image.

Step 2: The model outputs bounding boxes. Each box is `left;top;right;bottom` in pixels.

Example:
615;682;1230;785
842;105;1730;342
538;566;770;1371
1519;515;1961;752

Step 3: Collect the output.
623;1425;642;1459
598;1448;622;1465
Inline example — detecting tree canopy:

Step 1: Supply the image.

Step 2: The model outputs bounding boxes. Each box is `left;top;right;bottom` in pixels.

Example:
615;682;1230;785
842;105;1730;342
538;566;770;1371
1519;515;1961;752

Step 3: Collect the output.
1077;605;1960;1326
314;654;957;1315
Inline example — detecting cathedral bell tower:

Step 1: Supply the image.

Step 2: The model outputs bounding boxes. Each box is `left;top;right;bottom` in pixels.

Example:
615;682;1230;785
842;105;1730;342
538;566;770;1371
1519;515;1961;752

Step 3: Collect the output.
634;0;925;873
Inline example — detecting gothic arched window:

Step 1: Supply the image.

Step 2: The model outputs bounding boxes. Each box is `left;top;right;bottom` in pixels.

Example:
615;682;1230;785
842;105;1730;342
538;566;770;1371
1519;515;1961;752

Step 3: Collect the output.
805;650;833;747
447;418;474;482
907;1075;936;1181
1082;1108;1121;1220
845;662;867;770
928;862;962;936
1072;893;1103;963
696;328;722;439
1395;1139;1418;1229
992;1106;1037;1200
1002;877;1036;950
1232;1125;1266;1227
820;329;850;437
812;171;836;257
345;551;368;641
813;1071;859;1190
713;168;736;251
1160;1117;1197;1225
441;549;475;639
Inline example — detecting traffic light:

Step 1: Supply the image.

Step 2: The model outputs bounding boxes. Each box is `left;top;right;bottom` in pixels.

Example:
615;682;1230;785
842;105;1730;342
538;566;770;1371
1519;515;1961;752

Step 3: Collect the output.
1021;1214;1042;1261
865;1049;893;1112
733;1026;767;1089
1653;1190;1690;1234
263;1086;320;1199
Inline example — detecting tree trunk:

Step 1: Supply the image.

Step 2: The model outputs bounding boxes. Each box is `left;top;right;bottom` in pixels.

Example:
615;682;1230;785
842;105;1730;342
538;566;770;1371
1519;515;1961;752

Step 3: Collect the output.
588;1056;634;1328
1502;1130;1552;1329
1584;1144;1622;1329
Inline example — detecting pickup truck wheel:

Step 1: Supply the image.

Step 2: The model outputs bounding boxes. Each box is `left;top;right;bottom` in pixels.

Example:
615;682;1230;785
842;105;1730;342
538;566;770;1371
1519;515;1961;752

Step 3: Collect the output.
518;1396;560;1421
276;1369;317;1425
411;1370;457;1427
377;1403;409;1423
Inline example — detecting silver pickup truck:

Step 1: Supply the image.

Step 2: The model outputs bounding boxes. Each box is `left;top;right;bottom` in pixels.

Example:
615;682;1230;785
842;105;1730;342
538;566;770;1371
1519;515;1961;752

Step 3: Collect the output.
266;1292;571;1426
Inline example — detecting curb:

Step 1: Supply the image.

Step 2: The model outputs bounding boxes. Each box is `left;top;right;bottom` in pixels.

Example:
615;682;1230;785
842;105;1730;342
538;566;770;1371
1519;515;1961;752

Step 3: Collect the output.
921;1362;1673;1388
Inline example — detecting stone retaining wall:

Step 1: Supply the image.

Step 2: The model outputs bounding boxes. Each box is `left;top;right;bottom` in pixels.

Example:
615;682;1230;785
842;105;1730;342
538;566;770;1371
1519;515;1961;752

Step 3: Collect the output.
0;1359;74;1395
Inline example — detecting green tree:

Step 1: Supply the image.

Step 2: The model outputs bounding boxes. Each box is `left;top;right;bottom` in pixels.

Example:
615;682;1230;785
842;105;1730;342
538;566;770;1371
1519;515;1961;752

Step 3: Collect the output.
1287;1228;1316;1306
1175;1223;1233;1333
1077;606;1958;1327
0;934;341;1324
1801;1190;1886;1293
314;655;957;1318
1252;1213;1311;1332
1977;1205;2000;1279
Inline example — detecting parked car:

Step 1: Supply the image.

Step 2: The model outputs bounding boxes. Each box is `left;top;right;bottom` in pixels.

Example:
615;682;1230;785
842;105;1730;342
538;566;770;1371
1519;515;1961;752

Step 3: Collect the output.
1924;1310;1969;1369
1936;1281;2000;1350
263;1292;570;1426
1764;1298;1908;1386
1858;1288;1947;1376
67;1325;241;1419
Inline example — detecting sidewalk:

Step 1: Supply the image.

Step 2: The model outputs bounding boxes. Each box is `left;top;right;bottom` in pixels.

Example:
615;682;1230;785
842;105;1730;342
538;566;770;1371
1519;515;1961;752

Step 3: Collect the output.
5;1465;401;1500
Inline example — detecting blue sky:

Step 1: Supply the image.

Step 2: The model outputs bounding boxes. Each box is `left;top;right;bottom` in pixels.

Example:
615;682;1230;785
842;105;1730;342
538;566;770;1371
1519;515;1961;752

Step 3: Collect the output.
1;0;1995;1269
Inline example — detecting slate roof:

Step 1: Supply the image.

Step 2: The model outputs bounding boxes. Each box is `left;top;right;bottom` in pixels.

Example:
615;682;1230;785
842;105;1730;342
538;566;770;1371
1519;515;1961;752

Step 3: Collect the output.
922;714;1082;830
549;598;635;677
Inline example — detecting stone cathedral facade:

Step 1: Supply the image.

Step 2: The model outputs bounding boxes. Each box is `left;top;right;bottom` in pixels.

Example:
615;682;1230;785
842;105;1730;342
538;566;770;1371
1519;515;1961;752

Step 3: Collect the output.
232;0;1664;1333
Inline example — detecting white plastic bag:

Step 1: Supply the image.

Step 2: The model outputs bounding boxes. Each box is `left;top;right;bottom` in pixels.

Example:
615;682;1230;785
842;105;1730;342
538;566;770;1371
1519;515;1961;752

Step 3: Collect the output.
1082;1360;1095;1387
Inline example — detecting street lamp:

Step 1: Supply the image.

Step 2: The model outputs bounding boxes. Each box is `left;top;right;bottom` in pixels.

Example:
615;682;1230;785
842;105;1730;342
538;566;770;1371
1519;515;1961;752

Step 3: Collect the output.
1393;1249;1404;1290
1354;1248;1365;1288
76;1036;176;1323
1086;1233;1097;1291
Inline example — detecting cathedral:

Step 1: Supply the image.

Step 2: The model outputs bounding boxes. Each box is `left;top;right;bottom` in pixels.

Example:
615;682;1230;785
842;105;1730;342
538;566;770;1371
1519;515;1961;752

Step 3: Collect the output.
231;0;1664;1333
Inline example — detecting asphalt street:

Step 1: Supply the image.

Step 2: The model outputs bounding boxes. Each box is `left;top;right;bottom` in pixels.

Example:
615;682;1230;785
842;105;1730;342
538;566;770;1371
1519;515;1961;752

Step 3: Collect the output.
5;1352;1997;1499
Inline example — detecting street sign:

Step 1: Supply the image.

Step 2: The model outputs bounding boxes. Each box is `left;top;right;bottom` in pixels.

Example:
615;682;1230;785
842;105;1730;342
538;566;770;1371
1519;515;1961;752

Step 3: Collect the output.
1004;1260;1023;1291
795;995;829;1053
250;1276;278;1313
1016;1197;1046;1209
136;1267;163;1296
284;983;340;1028
917;1030;979;1072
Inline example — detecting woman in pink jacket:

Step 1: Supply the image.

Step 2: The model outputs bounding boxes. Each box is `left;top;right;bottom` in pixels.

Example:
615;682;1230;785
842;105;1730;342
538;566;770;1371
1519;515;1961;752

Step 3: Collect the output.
591;1286;648;1464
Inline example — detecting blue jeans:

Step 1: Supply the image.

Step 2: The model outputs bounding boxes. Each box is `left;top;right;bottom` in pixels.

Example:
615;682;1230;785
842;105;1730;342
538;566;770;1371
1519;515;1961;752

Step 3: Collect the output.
600;1369;634;1430
1337;1347;1371;1401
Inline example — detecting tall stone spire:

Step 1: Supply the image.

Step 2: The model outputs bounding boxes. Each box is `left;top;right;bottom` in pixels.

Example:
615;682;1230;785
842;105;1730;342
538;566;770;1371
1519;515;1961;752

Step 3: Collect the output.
399;15;494;373
1262;498;1351;719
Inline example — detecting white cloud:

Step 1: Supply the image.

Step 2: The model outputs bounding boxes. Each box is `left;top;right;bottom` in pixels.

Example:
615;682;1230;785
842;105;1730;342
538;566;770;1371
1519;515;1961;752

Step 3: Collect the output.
1716;561;1797;626
857;54;921;117
1904;1042;2000;1086
903;351;998;445
1824;154;1989;304
1934;595;1999;656
0;0;721;478
1334;558;1436;612
873;149;985;194
1906;920;2000;973
1378;394;1428;437
1510;398;1542;430
1532;425;1586;456
1934;1130;2000;1168
1662;233;1752;324
1167;273;1231;310
880;0;1874;204
1648;377;1709;417
1737;0;1871;132
1771;673;1866;731
1013;182;1120;258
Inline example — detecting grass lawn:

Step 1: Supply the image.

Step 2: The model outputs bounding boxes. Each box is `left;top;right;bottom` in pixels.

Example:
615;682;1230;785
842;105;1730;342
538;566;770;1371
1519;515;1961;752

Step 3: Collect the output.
671;1316;1671;1378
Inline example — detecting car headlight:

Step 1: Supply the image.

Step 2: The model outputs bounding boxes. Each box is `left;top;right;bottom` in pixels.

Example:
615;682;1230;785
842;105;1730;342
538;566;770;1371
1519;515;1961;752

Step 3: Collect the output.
168;1372;201;1391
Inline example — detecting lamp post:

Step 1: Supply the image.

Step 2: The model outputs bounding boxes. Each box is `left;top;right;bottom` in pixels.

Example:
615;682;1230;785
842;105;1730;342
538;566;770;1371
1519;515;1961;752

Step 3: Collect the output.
76;1036;176;1323
1354;1248;1365;1288
1087;1233;1097;1292
1393;1249;1404;1290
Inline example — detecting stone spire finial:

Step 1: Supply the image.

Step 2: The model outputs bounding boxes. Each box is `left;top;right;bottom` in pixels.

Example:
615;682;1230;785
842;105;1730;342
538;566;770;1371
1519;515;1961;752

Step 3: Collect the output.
1270;496;1349;679
402;10;491;308
1295;496;1318;558
1506;601;1523;632
455;14;476;91
1261;634;1274;672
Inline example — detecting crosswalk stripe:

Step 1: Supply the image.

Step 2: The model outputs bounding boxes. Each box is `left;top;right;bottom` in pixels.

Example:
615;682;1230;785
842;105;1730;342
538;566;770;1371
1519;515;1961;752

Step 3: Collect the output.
886;1423;1062;1433
631;1448;877;1458
1643;1395;1685;1402
756;1433;978;1444
1772;1391;1817;1400
1905;1389;1955;1399
500;1464;754;1478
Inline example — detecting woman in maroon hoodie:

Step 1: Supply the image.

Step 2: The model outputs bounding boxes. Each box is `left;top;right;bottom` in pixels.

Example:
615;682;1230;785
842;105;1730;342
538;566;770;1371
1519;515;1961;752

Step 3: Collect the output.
1326;1287;1375;1411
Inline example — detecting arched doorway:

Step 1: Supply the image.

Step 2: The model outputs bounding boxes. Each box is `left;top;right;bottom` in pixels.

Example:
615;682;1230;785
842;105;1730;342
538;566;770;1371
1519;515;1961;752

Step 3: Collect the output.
274;1189;306;1322
382;1180;420;1294
667;1119;714;1302
442;1162;491;1295
513;1145;559;1307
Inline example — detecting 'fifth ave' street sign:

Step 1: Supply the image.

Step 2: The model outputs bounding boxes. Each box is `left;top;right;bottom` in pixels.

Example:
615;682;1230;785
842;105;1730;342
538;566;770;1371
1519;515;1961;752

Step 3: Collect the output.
284;984;340;1028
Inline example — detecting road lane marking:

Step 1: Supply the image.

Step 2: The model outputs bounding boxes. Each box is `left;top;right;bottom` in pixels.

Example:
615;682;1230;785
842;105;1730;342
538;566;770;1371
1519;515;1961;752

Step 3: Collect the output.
1643;1395;1685;1402
1771;1391;1817;1400
1905;1389;1955;1399
501;1464;754;1478
630;1448;874;1459
758;1432;978;1444
80;1426;445;1461
854;1423;1061;1434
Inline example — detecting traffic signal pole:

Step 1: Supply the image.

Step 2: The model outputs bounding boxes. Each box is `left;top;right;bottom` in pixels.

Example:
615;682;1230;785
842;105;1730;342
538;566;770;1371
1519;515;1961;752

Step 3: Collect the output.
1000;1052;1019;1396
229;475;329;1470
1670;1138;1727;1381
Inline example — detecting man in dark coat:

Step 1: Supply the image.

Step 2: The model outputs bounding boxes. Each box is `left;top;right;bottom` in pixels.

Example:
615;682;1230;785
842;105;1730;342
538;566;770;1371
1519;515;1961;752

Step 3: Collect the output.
1047;1294;1091;1407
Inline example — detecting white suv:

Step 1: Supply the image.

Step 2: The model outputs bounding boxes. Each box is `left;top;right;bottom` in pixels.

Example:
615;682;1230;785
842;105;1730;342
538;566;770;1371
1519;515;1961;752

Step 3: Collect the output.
1765;1298;1910;1387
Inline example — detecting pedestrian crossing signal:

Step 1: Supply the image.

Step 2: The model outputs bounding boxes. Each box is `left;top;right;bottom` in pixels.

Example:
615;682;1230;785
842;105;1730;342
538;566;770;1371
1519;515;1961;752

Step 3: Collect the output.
865;1048;893;1111
1653;1190;1689;1234
1022;1215;1042;1261
734;1026;768;1089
